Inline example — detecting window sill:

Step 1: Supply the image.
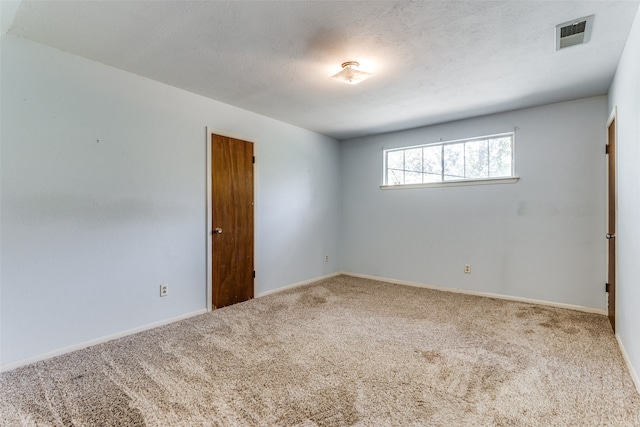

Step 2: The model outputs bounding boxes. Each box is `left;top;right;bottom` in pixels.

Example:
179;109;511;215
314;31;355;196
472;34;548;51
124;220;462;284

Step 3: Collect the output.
380;177;519;190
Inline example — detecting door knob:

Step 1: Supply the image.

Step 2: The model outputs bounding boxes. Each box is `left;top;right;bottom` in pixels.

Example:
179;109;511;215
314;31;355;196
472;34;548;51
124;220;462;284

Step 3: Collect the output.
606;233;615;239
213;228;223;234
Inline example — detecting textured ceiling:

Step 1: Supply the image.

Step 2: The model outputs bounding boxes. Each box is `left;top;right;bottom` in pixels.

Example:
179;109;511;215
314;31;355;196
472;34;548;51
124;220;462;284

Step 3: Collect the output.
8;1;640;140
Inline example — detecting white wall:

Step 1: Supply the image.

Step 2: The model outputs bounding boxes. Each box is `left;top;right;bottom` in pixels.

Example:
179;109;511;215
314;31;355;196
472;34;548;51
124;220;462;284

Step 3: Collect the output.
608;5;640;389
341;97;607;310
0;34;341;366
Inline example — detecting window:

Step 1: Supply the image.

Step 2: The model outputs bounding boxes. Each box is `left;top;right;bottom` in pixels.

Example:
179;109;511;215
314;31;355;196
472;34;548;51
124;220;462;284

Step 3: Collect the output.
383;133;515;187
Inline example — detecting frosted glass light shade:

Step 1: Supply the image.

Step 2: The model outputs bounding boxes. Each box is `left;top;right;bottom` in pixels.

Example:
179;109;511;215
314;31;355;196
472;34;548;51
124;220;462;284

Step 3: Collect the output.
330;61;374;85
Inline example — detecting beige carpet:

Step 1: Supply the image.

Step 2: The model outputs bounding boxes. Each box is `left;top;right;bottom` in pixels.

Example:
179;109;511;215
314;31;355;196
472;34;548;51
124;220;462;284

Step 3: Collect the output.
1;275;639;426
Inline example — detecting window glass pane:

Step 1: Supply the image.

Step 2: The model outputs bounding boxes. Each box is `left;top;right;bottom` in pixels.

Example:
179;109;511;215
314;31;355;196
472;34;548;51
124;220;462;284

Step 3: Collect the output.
386;150;404;185
465;139;488;178
387;168;404;185
404;148;422;172
423;145;442;179
387;150;404;170
443;143;464;180
488;137;512;177
405;171;423;184
423;173;442;183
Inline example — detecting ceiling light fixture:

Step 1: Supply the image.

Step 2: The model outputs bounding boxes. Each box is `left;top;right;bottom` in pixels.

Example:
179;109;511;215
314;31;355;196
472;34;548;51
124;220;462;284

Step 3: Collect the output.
330;61;374;85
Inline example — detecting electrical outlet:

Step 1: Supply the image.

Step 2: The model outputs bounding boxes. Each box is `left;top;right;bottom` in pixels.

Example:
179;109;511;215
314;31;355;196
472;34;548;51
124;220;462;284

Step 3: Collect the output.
325;255;329;262
464;264;471;274
160;284;168;297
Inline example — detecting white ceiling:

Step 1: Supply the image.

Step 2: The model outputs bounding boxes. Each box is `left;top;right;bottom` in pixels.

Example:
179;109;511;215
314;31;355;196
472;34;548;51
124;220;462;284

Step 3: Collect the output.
8;0;640;140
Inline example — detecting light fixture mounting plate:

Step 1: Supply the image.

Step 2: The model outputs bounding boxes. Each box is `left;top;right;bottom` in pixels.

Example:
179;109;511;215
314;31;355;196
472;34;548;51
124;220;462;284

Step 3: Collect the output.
341;61;360;69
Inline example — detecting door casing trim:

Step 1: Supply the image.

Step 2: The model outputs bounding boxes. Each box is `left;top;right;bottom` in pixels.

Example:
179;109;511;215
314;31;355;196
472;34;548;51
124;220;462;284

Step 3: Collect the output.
206;127;258;312
606;107;618;327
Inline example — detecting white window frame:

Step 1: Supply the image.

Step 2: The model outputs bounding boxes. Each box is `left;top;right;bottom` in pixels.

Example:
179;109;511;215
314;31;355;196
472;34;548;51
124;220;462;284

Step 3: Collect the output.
381;132;519;189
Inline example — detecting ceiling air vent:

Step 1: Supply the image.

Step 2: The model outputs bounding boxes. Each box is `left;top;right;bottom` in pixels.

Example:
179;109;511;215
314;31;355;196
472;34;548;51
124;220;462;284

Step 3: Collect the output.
556;15;594;50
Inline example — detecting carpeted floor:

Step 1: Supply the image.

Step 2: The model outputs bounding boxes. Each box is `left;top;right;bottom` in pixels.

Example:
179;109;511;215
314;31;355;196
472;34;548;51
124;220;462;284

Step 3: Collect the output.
1;275;639;426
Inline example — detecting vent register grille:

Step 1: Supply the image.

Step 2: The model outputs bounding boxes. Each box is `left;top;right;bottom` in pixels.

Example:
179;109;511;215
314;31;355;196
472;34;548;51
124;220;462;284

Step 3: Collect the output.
556;15;594;50
560;20;586;38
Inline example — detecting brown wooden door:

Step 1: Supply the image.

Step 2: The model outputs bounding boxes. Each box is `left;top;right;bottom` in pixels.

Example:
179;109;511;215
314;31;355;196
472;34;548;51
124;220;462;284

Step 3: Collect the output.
606;117;616;331
211;134;254;309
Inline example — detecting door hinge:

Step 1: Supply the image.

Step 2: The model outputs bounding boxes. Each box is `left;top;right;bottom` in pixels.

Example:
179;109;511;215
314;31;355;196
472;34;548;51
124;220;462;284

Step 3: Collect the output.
606;144;610;154
252;156;255;164
605;283;610;293
253;270;256;278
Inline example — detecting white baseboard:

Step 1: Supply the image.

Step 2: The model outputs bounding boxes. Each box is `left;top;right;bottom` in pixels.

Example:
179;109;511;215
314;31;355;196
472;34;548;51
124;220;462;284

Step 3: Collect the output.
616;333;640;395
0;309;208;373
256;272;342;298
342;272;608;315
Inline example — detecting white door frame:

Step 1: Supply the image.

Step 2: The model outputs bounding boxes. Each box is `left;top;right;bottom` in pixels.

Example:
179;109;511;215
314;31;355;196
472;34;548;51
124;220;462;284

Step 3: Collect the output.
605;107;617;325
